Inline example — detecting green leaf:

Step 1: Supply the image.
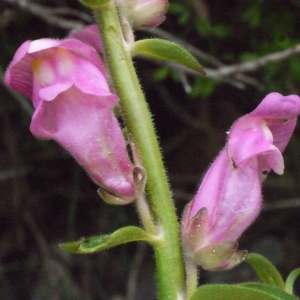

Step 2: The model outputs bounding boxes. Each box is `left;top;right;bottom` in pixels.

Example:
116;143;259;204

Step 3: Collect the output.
131;39;205;74
285;268;300;295
190;284;298;300
242;283;299;300
246;253;285;289
60;226;159;254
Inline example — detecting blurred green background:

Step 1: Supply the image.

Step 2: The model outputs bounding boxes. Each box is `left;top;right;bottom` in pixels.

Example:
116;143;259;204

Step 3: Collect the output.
1;0;300;299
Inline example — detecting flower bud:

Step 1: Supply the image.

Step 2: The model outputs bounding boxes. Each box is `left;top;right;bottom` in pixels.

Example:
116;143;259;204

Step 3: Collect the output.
181;93;300;270
117;0;168;29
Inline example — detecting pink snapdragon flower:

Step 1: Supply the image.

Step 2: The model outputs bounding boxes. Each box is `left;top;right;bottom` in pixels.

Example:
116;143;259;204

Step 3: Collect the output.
181;93;300;271
4;29;137;203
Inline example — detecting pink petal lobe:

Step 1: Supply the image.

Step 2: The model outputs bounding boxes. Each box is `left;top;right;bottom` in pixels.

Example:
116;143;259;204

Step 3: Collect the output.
228;117;284;174
267;118;297;153
28;38;61;53
59;38;105;74
31;47;112;101
71;54;110;96
68;25;103;53
4;40;33;98
250;92;300;119
250;93;300;153
39;82;73;101
30;86;135;200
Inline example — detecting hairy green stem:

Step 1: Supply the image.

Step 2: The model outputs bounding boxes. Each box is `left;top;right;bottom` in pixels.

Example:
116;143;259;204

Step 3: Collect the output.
91;1;185;298
136;193;157;235
185;258;199;299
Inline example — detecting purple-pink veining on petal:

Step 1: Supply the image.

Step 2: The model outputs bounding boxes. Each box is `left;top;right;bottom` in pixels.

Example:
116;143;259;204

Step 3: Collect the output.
4;40;33;98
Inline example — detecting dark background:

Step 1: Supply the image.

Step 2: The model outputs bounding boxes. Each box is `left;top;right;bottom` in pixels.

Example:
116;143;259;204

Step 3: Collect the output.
1;0;300;299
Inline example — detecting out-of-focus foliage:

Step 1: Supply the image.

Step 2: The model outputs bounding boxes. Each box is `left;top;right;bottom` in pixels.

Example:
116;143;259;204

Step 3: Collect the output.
1;0;300;299
156;0;300;97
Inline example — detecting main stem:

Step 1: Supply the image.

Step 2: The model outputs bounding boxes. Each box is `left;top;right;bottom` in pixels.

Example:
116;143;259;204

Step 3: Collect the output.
92;2;185;299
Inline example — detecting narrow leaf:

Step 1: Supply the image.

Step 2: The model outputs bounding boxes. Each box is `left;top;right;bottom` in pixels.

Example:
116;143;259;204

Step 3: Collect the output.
246;253;285;289
190;284;297;300
60;226;159;254
285;268;300;295
131;39;205;74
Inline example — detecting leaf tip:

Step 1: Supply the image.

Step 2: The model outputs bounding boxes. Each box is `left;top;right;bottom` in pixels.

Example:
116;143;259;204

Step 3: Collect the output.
59;240;83;253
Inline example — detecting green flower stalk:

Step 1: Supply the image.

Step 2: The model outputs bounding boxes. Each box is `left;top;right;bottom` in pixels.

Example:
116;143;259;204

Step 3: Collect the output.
89;1;185;299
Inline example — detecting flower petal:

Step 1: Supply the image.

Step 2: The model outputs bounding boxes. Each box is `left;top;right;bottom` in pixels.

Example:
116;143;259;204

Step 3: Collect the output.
267;118;297;153
250;92;300;119
60;38;105;74
32;47;113;101
228;117;284;174
4;40;33;98
190;149;262;247
189;150;227;220
28;38;61;53
30;86;135;200
250;93;300;152
68;25;103;53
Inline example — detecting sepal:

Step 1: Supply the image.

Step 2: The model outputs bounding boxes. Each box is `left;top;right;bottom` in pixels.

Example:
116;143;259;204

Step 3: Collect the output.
182;201;247;271
97;167;146;205
181;203;209;251
224;249;248;270
97;188;131;205
193;242;247;271
133;166;147;196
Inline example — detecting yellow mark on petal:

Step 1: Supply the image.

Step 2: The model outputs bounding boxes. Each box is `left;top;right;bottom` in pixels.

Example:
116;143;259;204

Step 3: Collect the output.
31;59;42;73
31;48;74;86
55;48;74;77
31;59;55;86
